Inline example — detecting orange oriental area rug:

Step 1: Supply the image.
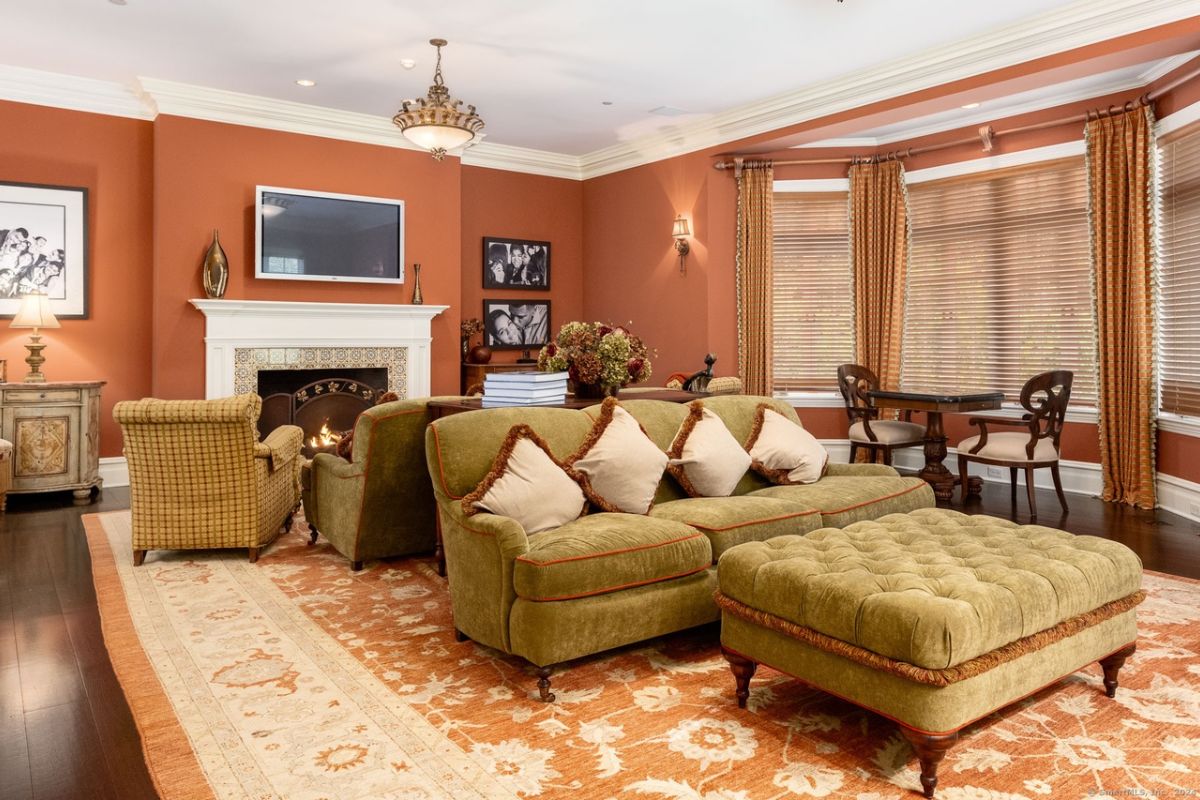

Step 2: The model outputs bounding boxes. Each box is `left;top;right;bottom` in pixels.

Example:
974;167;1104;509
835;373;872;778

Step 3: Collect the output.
84;511;1200;800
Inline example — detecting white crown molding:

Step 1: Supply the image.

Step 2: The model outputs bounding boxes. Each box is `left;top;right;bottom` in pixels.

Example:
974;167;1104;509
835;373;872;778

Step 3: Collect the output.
461;141;583;180
802;74;1149;151
137;77;435;153
1139;50;1200;83
577;0;1200;178
0;63;151;119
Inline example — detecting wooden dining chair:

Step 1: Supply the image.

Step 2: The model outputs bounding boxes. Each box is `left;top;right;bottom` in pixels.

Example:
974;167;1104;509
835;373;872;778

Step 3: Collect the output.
956;370;1072;520
836;364;926;466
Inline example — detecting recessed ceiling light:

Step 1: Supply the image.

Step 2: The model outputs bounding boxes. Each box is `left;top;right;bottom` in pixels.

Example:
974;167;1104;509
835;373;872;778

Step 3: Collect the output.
961;102;981;109
108;0;127;5
295;79;317;87
602;101;613;106
400;58;416;70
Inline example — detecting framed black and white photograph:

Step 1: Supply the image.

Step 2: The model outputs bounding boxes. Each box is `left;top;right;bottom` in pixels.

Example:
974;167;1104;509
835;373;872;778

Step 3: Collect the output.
483;236;550;290
483;299;551;350
0;182;88;318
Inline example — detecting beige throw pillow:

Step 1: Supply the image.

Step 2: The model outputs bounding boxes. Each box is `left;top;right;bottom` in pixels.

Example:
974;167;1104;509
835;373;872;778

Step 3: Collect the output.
666;402;752;497
745;404;829;485
569;397;668;514
462;425;587;534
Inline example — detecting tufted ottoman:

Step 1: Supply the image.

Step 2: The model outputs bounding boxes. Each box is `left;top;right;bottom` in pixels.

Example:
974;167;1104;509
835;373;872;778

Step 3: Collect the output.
715;508;1144;798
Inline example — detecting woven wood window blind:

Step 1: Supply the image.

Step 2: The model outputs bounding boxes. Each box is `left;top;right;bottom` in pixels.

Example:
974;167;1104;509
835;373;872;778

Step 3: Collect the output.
903;157;1096;404
771;191;853;390
1159;124;1200;417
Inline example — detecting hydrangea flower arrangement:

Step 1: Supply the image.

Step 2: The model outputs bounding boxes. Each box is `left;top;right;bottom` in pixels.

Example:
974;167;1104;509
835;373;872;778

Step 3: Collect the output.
537;321;652;394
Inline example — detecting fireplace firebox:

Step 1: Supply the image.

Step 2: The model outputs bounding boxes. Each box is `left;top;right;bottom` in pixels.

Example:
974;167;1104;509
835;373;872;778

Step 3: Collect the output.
257;368;389;457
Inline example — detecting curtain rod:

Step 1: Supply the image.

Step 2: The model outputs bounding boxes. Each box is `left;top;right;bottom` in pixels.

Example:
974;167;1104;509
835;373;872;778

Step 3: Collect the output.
712;62;1200;172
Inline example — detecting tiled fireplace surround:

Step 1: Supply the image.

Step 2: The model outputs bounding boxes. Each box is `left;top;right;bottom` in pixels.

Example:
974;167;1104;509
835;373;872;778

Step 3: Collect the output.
190;299;448;404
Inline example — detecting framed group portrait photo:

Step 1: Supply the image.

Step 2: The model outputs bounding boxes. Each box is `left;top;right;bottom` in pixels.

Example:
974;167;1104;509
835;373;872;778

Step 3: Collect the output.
483;299;551;350
483;236;550;290
0;181;89;318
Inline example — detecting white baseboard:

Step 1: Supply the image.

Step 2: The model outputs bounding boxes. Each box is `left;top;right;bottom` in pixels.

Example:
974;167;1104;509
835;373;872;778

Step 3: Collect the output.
819;439;1200;524
99;456;129;488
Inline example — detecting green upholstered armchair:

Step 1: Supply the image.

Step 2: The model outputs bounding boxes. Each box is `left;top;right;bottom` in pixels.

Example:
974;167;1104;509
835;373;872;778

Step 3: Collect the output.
302;398;457;571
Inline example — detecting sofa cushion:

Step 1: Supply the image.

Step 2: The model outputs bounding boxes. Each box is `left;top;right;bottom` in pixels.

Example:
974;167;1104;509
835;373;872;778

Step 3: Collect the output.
513;514;712;601
745;404;828;485
650;496;823;561
958;432;1058;462
569;397;668;514
750;475;935;527
717;508;1144;670
462;425;587;534
667;403;752;497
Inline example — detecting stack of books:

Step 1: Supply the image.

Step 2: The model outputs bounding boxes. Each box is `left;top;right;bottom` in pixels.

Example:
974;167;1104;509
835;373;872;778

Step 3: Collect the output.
481;371;569;407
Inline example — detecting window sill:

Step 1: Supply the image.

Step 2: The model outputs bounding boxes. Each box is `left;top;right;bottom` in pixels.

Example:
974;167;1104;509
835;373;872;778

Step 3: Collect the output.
775;391;843;408
1158;414;1200;438
776;393;1100;423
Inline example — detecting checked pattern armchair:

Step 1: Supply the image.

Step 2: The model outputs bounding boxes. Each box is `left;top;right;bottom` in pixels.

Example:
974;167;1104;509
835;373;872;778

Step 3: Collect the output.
115;394;303;565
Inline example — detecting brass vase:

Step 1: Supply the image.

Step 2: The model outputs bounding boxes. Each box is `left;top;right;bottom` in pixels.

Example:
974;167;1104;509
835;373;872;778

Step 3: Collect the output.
202;229;228;299
411;263;424;305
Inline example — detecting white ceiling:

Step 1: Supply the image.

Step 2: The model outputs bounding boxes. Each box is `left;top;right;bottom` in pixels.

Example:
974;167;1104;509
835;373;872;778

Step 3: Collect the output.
0;0;1118;155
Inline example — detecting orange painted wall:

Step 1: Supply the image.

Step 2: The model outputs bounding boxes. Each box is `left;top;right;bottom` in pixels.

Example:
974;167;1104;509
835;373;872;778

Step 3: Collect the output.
460;166;583;367
149;115;462;399
583;150;730;380
0;100;153;457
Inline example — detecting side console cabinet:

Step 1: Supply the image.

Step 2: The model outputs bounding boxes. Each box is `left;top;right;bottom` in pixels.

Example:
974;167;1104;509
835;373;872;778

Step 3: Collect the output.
0;381;105;503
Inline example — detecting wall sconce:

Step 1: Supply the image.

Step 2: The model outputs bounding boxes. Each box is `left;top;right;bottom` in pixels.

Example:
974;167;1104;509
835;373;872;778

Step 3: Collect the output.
672;215;691;273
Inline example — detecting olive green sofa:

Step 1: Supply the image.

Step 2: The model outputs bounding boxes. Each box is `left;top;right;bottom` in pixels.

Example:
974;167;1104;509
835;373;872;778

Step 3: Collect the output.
424;395;936;700
302;397;462;571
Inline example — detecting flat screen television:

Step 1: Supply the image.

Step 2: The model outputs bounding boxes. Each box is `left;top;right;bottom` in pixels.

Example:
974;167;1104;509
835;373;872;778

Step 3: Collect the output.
255;186;405;284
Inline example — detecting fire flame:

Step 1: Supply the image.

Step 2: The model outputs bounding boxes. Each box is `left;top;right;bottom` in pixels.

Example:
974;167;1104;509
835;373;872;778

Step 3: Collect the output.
309;421;342;449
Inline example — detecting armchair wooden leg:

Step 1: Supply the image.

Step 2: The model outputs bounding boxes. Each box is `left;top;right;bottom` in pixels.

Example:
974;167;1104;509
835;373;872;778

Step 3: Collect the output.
1024;466;1038;521
248;547;259;564
1010;467;1018;507
722;646;758;709
848;443;858;464
351;560;364;572
307;524;319;545
957;455;969;502
132;549;146;566
899;728;958;799
1050;462;1068;513
882;447;893;467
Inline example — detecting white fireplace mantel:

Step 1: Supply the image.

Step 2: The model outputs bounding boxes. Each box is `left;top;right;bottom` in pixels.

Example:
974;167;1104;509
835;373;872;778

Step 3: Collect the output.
190;299;448;400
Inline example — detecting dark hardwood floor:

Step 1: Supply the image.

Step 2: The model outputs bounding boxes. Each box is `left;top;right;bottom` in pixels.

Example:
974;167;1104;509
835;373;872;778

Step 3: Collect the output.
0;481;1198;799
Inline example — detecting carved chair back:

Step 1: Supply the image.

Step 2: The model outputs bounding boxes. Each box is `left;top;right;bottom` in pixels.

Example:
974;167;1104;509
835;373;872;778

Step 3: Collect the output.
836;363;879;423
1018;370;1073;458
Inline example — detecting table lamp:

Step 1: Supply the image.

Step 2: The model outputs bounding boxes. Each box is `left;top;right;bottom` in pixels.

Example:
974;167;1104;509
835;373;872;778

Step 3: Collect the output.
10;292;61;383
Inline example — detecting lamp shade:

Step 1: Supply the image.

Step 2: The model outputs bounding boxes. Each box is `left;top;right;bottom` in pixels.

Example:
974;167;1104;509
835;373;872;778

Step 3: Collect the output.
11;293;61;329
672;216;691;238
402;124;476;152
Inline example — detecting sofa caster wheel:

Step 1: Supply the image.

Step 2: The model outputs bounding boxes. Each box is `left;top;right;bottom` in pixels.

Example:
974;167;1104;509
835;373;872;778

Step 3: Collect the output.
536;666;555;703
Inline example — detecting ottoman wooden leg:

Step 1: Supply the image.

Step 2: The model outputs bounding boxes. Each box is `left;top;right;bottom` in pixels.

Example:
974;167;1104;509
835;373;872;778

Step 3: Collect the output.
899;728;958;799
1100;643;1136;698
722;646;758;709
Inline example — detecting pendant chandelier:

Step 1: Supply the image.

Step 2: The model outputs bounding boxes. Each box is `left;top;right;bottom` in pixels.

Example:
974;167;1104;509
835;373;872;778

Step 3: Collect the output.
392;38;484;160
